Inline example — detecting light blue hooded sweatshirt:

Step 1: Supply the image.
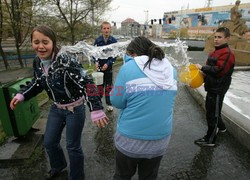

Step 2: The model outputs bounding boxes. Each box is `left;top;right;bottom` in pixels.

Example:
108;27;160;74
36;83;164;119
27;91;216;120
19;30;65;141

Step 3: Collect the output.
111;55;177;140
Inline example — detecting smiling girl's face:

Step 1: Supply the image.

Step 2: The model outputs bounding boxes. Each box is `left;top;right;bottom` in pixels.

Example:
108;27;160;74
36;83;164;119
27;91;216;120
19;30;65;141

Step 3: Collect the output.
32;31;53;60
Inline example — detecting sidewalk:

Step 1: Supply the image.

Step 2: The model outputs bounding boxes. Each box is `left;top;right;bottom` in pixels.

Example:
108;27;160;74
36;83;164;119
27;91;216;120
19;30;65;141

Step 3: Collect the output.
0;68;33;84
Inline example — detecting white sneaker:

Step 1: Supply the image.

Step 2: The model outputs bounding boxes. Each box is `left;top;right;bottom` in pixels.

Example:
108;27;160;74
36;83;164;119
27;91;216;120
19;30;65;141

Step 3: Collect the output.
107;105;113;112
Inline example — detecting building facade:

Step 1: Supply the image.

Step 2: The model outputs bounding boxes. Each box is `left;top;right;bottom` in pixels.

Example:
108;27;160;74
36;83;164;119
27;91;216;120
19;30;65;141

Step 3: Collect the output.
121;18;141;37
162;3;250;38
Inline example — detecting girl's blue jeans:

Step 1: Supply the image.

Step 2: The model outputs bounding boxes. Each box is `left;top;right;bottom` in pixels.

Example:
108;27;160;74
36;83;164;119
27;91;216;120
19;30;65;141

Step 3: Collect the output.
44;104;85;180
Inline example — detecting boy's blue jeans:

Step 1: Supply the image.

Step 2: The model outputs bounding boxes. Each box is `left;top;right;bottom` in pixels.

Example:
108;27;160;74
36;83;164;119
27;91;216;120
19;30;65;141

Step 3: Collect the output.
44;104;85;180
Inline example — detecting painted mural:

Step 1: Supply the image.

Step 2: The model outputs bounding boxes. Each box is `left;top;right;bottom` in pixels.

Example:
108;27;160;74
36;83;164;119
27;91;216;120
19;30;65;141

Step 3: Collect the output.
162;6;250;36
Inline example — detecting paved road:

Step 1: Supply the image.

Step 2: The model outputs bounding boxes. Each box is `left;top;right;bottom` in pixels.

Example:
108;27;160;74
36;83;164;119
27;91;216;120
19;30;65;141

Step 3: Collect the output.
165;39;205;48
151;38;205;49
1;56;250;179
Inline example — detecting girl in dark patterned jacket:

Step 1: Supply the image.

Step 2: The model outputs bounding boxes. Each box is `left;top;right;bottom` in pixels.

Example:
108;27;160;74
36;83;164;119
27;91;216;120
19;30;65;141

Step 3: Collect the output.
10;25;108;180
194;27;235;147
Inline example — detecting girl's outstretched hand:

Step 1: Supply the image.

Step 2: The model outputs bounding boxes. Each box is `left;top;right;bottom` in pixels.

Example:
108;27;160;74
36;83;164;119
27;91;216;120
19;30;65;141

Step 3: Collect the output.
94;117;109;128
10;98;20;110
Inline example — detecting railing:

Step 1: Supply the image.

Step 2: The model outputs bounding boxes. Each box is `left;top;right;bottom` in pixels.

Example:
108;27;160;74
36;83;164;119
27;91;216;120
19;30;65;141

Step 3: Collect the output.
0;54;36;61
0;54;36;70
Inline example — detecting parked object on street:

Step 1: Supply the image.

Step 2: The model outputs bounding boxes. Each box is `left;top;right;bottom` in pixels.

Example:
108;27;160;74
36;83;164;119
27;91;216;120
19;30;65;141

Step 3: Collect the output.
0;78;40;137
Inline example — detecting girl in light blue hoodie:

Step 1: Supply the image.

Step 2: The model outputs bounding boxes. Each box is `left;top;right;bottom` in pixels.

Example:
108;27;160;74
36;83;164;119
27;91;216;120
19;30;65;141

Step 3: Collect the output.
111;36;177;180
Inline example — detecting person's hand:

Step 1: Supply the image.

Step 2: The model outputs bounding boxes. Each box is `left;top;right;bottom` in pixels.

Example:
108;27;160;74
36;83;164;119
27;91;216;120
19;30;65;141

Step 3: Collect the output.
195;64;202;70
201;71;206;78
101;64;108;71
94;116;109;128
10;98;20;110
95;62;99;70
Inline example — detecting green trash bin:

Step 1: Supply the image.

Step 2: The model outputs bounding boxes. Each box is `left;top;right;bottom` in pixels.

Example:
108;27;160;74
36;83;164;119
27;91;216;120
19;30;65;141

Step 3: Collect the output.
0;78;40;137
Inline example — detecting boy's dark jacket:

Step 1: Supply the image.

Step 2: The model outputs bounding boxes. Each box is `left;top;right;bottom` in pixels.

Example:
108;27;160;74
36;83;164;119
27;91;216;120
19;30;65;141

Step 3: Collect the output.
201;43;235;94
19;54;103;112
94;35;117;71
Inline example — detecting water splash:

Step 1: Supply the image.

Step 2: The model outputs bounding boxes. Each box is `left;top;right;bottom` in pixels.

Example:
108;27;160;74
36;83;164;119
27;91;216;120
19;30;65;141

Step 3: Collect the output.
56;39;194;86
57;38;191;68
58;40;130;62
154;38;191;68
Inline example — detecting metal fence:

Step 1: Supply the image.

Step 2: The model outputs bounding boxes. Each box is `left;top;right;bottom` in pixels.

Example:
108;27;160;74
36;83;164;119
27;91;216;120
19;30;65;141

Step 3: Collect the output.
0;54;36;71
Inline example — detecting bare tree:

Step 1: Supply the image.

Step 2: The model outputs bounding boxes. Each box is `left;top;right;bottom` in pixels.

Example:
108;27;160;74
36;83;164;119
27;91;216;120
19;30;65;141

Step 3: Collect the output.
47;0;111;45
89;0;112;25
88;0;112;37
4;0;33;68
0;0;9;70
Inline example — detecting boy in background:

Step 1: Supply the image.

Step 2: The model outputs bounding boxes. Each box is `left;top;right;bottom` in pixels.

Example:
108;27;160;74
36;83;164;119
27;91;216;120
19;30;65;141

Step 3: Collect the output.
94;21;117;112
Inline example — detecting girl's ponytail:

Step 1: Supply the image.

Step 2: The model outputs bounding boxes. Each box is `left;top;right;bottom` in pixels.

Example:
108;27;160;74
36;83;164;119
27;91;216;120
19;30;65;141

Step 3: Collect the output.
144;45;164;69
126;36;165;69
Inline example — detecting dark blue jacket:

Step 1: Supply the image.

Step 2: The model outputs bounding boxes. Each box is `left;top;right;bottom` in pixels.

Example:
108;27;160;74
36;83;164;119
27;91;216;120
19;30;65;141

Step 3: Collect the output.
94;35;117;71
19;54;103;111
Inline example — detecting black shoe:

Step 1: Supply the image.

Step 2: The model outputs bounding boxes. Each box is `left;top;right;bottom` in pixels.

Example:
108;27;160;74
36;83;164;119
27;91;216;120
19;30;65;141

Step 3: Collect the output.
194;137;207;144
218;127;227;133
45;170;60;180
194;137;215;147
199;141;216;147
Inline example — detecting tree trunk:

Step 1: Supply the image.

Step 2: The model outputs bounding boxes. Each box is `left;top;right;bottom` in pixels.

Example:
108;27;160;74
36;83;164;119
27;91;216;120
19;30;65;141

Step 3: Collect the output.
0;0;9;69
0;46;9;70
15;43;24;68
71;27;75;45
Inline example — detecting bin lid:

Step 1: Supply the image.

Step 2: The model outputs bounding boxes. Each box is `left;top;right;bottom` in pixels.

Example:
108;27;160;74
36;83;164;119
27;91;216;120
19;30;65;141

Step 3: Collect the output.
0;78;30;88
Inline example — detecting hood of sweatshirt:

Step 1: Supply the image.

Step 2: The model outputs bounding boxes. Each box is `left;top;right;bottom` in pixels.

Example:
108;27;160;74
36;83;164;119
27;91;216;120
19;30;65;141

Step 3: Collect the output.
123;54;134;63
134;55;176;90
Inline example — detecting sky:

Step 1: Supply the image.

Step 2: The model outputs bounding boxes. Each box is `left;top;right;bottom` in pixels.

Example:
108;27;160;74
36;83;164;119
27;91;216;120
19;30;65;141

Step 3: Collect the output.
105;0;250;27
